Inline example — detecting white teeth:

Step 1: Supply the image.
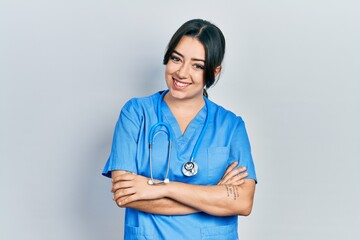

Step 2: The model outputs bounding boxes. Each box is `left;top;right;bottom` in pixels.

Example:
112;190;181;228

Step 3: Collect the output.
174;80;189;87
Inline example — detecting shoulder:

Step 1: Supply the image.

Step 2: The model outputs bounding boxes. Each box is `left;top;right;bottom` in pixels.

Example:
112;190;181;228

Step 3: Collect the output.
118;91;161;124
206;98;252;148
206;98;244;126
122;92;160;114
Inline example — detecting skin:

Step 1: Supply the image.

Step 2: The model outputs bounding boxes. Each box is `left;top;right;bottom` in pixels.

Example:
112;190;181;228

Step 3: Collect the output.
164;36;221;133
112;163;250;216
111;36;256;216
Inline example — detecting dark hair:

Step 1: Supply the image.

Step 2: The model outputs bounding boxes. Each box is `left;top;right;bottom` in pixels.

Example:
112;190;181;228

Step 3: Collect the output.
163;19;226;97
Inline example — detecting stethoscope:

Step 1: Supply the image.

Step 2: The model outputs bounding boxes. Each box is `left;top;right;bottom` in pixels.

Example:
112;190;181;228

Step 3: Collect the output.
147;90;209;185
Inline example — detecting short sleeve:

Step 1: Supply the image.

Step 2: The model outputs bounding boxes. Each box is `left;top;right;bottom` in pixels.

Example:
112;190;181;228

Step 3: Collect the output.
230;118;257;183
102;102;141;178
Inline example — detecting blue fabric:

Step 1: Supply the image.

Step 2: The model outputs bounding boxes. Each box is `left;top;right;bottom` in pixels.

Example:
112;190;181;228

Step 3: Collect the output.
102;91;256;240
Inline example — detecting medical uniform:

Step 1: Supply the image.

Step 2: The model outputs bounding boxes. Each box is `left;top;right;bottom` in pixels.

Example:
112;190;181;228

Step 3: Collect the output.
103;91;257;240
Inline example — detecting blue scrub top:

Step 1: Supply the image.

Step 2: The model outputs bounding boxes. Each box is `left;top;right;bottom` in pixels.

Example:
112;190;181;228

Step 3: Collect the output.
103;91;257;240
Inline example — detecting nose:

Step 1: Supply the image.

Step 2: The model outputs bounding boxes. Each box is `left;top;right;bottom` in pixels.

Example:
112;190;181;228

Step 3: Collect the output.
177;62;190;79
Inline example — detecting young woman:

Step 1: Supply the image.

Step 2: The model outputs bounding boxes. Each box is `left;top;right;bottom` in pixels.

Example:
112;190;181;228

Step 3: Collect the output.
103;19;257;240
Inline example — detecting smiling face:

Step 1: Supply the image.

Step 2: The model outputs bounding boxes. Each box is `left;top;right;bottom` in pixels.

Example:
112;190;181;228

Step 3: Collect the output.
165;36;206;103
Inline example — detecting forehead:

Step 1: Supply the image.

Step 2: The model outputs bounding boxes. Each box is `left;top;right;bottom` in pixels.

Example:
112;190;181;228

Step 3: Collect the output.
174;36;205;60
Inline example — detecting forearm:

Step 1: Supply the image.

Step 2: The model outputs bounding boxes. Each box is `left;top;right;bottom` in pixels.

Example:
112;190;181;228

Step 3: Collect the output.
112;170;198;215
163;180;255;216
112;166;254;217
121;198;199;215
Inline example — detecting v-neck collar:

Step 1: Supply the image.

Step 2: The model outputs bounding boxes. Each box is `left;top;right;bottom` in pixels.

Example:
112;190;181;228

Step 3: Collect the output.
161;100;207;144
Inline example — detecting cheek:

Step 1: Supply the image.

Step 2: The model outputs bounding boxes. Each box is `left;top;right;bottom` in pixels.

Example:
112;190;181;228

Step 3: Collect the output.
165;62;178;75
193;71;205;83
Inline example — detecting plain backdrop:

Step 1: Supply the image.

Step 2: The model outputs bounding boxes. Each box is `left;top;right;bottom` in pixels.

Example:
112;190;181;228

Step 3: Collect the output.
1;0;359;239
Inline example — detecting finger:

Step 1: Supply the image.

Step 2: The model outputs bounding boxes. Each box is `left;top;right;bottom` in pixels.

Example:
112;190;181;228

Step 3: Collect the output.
115;195;133;207
226;172;249;185
219;166;245;185
218;162;238;185
229;179;245;186
113;187;136;202
225;170;248;185
112;172;136;183
111;180;134;193
220;166;247;185
114;191;133;202
117;194;138;207
223;161;238;177
111;171;133;182
113;172;135;182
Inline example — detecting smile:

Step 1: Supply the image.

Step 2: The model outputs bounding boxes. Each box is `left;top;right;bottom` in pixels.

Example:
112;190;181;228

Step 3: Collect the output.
173;79;191;88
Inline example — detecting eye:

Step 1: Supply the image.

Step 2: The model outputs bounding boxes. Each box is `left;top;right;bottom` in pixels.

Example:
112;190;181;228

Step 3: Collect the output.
169;55;181;62
193;64;205;70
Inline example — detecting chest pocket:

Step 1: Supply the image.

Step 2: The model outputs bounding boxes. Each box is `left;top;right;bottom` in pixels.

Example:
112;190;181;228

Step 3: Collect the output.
207;147;230;183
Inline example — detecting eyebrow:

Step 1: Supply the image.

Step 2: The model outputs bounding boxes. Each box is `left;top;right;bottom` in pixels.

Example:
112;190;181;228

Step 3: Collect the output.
173;50;205;63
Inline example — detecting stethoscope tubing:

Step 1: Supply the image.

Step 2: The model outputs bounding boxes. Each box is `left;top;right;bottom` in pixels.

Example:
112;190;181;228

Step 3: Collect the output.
148;89;209;184
148;122;172;185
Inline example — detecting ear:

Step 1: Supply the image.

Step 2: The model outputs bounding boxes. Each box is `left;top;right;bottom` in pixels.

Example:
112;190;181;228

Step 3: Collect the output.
214;66;222;77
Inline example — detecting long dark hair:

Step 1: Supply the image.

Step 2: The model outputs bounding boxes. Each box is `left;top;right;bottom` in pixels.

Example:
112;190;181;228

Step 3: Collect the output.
163;19;226;97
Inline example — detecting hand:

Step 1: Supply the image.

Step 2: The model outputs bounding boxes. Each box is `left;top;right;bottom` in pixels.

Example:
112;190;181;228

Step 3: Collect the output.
111;172;165;206
217;161;248;186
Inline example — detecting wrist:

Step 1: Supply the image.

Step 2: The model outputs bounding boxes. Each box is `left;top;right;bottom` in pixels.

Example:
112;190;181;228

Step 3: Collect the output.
163;181;176;198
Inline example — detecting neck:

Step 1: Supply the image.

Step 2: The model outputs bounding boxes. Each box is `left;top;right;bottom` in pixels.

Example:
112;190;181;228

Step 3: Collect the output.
163;91;206;135
163;92;205;113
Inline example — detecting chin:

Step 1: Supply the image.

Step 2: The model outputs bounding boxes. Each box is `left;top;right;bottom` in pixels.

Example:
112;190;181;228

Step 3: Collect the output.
169;88;205;102
168;88;187;99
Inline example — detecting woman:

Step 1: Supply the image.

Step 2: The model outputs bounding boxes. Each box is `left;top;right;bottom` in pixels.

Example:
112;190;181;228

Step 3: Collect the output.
103;19;257;240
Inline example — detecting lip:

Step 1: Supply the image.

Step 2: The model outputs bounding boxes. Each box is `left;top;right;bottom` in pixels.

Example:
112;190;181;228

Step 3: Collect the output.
173;78;191;89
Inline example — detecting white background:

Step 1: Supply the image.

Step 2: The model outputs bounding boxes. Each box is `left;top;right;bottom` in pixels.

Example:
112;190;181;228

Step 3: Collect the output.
1;0;359;239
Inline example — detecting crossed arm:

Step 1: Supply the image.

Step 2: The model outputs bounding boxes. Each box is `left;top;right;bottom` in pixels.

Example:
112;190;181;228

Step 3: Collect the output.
111;162;256;216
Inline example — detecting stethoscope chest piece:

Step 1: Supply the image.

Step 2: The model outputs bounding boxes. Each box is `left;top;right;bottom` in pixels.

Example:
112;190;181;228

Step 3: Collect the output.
182;161;198;177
